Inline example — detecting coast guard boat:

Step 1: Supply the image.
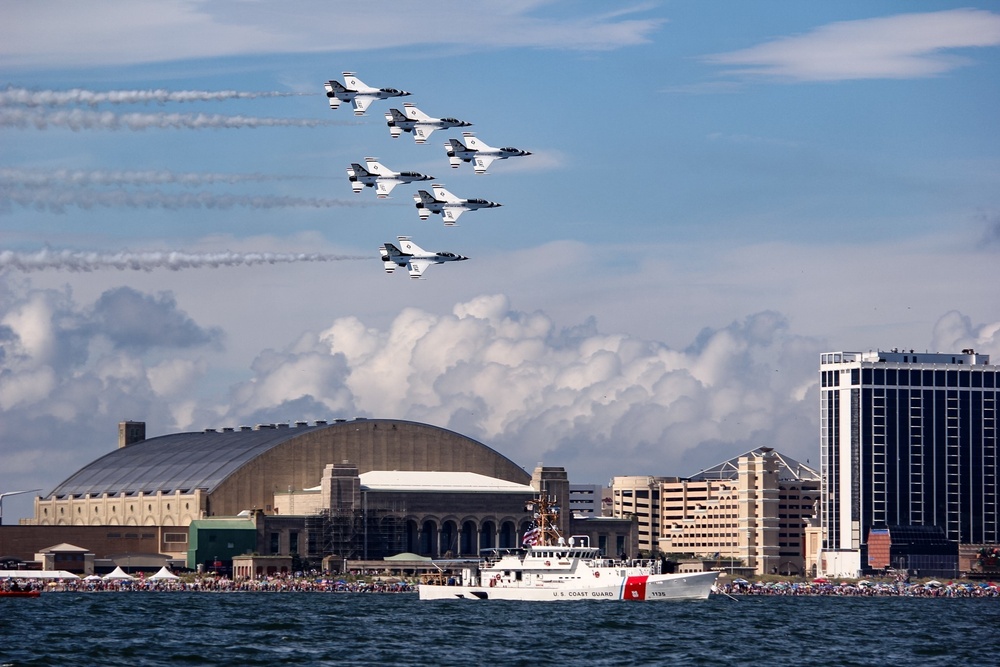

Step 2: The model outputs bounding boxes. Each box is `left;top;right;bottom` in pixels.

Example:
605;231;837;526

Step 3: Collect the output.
418;495;718;601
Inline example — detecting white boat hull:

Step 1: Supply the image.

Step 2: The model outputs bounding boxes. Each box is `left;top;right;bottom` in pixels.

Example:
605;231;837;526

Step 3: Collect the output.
419;571;718;601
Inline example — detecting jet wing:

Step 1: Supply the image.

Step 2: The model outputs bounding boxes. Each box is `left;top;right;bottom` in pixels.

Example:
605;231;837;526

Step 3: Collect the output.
473;155;496;174
375;180;398;198
442;207;466;225
413;125;436;144
407;258;431;279
352;95;375;116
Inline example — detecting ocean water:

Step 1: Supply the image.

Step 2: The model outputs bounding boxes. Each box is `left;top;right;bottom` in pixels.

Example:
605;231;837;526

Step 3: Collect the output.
1;592;997;666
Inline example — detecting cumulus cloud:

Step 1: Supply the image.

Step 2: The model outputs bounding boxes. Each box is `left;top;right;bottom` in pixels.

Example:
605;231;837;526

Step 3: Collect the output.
216;295;826;479
702;9;1000;82
0;281;222;511
2;278;994;524
930;311;1000;359
87;287;222;351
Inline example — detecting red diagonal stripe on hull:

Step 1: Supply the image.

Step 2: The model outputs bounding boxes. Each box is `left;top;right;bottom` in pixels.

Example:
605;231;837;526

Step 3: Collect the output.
623;576;648;601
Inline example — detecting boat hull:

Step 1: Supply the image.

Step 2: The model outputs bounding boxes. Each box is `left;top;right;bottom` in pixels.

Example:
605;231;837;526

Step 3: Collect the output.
419;571;718;601
0;590;41;598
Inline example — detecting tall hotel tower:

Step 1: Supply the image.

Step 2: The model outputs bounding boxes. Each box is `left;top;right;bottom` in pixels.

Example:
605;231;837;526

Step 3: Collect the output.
819;349;998;569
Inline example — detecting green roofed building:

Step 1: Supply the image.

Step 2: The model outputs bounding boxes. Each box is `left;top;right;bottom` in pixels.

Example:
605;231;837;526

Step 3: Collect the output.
187;516;256;572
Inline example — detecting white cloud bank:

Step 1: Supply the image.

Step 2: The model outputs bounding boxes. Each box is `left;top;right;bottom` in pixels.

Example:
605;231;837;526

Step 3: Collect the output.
703;9;1000;81
4;278;998;517
0;1;664;69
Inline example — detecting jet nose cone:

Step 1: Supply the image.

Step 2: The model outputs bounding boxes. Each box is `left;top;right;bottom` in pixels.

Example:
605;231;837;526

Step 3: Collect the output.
458;255;468;261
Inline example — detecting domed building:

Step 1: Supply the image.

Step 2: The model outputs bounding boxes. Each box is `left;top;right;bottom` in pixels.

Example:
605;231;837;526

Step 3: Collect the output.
32;419;636;571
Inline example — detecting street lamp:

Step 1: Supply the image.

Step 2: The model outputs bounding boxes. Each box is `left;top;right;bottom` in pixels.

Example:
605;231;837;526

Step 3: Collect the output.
0;489;42;526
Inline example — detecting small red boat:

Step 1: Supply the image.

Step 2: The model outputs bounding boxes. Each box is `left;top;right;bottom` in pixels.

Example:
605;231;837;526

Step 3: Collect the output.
0;590;40;598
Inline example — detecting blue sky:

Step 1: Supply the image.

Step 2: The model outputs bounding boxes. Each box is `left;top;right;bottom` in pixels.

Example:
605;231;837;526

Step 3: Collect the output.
1;1;998;522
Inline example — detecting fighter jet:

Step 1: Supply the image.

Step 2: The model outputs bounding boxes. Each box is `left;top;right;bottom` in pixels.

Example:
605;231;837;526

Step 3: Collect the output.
385;103;472;144
412;184;501;225
446;132;532;174
324;72;410;115
379;236;468;279
347;158;433;198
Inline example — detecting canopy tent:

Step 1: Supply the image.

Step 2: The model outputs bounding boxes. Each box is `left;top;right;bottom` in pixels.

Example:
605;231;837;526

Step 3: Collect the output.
103;566;134;580
149;566;180;580
0;570;80;579
84;574;103;581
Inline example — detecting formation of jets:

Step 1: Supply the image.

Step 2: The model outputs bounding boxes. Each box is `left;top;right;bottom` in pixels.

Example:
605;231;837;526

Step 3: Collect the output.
380;236;467;279
413;185;501;225
324;72;531;278
347;158;433;198
324;72;410;116
446;132;532;175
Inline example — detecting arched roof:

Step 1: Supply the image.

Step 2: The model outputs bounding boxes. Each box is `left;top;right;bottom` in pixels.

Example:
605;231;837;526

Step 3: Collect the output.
46;419;528;499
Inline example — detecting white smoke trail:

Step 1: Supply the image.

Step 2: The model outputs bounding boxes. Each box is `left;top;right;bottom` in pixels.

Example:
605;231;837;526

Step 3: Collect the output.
0;108;344;130
0;187;384;212
0;249;369;272
0;87;314;107
0;168;293;188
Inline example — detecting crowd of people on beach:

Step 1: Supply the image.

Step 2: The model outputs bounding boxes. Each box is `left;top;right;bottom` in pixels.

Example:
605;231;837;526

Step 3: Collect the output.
5;571;998;597
2;572;415;594
716;578;1000;598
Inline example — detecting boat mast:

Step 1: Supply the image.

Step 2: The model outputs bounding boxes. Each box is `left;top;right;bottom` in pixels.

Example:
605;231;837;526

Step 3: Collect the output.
525;493;561;547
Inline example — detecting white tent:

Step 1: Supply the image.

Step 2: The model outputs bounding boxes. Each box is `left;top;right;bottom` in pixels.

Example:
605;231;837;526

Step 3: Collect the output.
149;566;180;580
103;566;134;580
84;574;103;581
0;570;80;579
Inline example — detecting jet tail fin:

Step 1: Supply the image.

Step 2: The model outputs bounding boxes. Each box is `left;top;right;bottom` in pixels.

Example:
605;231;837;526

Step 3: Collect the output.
446;138;468;168
397;237;425;255
379;245;396;274
403;103;430;120
413;190;436;220
342;72;371;92
463;133;493;152
431;184;458;202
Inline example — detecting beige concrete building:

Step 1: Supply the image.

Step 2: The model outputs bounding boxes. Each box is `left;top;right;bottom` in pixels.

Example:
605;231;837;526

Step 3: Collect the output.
30;419;637;568
612;448;819;575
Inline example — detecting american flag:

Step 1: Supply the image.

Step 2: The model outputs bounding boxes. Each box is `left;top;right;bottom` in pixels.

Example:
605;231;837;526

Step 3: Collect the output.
522;527;541;546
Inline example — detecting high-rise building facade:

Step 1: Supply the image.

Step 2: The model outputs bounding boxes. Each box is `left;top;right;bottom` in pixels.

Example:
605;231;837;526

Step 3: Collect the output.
820;349;998;570
612;449;819;575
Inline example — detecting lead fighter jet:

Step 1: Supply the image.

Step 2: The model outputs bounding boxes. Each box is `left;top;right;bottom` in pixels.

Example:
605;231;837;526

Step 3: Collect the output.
412;184;501;225
446;132;532;174
347;158;433;198
379;236;468;279
324;72;410;115
385;103;472;144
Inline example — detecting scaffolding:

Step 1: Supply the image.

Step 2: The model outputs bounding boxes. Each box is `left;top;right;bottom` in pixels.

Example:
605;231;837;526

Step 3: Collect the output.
307;498;406;561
